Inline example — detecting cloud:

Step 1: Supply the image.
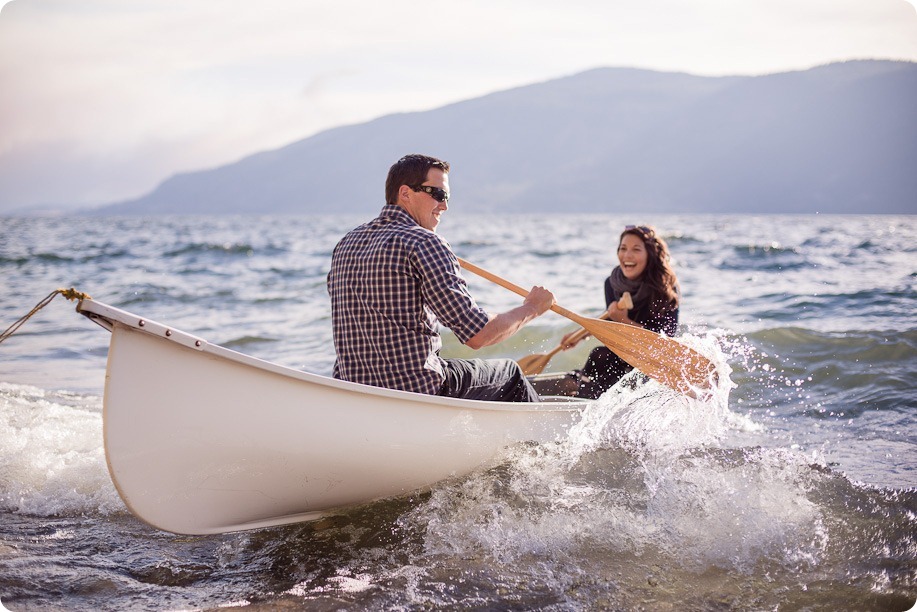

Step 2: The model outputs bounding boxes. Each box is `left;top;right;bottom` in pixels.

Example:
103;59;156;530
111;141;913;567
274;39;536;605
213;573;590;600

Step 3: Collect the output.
1;0;916;213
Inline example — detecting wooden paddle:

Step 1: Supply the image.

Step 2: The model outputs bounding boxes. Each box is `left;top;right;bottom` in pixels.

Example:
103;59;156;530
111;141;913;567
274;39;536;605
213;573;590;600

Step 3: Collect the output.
457;258;716;394
517;292;633;376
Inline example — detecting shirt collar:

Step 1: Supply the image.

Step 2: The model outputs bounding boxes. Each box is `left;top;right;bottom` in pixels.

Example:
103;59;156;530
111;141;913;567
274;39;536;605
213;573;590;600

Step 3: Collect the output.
380;202;420;227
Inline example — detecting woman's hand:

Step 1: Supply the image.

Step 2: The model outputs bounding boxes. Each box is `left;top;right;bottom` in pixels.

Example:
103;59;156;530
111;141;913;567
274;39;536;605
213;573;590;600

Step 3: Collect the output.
605;296;637;326
560;290;637;350
602;301;621;323
560;329;587;350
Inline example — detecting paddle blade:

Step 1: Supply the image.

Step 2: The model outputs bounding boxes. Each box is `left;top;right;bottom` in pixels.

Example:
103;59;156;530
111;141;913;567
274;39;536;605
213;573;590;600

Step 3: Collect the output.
576;315;716;393
456;257;715;395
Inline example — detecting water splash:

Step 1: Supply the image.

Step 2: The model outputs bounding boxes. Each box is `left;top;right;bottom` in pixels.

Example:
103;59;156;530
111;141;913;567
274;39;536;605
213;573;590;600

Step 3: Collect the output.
0;383;122;516
566;330;738;458
406;332;833;581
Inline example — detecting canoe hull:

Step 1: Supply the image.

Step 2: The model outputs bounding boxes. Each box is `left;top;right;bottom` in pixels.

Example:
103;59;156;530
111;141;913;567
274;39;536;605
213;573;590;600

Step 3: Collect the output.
80;300;587;534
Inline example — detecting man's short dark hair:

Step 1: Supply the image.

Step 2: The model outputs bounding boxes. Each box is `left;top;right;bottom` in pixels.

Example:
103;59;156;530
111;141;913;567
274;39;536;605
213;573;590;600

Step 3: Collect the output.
385;154;450;205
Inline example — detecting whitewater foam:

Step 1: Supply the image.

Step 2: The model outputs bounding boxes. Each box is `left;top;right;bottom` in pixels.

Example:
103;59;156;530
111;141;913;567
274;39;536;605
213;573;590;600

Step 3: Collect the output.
0;383;122;516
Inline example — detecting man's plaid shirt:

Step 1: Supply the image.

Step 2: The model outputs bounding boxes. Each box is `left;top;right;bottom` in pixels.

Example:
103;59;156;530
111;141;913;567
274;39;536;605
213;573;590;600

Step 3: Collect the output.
328;204;490;394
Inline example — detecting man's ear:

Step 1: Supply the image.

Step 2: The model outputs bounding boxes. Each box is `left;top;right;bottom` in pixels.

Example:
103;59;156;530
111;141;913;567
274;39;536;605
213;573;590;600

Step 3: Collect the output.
398;184;411;203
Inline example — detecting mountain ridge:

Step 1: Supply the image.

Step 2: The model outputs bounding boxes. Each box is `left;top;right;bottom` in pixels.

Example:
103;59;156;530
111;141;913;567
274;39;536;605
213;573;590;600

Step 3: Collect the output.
90;60;917;216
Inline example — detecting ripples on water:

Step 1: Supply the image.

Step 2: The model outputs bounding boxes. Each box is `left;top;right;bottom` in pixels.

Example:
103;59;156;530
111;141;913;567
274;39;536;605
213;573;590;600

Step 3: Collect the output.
1;213;915;610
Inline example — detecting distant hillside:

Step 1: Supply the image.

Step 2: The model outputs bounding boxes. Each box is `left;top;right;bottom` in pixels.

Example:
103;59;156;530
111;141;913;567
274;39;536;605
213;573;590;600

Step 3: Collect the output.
92;60;917;215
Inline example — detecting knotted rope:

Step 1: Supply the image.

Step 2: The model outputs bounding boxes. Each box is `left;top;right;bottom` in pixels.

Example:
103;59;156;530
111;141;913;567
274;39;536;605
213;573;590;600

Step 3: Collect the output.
0;288;91;344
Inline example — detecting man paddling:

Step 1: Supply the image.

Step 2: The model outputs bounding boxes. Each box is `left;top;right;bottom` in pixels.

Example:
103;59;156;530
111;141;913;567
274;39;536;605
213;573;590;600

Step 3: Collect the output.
327;153;554;401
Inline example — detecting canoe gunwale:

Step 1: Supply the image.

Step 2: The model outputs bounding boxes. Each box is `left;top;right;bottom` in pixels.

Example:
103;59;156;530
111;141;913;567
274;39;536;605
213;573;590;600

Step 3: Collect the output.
76;298;589;412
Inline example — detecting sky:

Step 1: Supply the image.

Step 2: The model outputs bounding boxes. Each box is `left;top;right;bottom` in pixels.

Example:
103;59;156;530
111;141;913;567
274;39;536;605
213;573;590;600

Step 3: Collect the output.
1;0;916;214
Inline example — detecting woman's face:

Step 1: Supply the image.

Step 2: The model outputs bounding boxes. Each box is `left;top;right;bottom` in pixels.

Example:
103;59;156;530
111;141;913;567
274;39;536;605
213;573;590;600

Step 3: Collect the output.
617;233;649;280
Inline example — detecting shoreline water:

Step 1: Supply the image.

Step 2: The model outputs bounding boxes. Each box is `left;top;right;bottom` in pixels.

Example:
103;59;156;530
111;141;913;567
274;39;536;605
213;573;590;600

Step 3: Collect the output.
1;213;915;610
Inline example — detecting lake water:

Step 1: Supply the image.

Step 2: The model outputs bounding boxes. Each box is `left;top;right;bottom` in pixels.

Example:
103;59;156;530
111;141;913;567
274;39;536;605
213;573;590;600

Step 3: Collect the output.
1;213;915;610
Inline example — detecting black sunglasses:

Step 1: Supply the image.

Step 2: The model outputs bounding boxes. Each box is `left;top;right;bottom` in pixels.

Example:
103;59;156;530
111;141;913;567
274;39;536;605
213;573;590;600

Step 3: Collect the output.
410;184;449;203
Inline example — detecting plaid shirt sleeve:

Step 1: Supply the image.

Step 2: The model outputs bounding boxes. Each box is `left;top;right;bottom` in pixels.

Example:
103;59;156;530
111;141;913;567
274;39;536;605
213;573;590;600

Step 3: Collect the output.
413;233;490;344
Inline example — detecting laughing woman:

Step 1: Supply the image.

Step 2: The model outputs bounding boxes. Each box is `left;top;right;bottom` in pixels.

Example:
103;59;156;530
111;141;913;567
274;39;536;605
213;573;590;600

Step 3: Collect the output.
561;224;680;399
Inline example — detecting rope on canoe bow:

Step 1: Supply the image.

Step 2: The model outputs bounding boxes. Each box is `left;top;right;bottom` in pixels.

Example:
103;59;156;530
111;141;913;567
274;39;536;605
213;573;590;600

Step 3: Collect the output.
0;288;91;345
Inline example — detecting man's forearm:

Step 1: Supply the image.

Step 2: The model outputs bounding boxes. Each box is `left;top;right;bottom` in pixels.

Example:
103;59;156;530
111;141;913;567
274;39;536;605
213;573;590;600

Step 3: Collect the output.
464;304;540;349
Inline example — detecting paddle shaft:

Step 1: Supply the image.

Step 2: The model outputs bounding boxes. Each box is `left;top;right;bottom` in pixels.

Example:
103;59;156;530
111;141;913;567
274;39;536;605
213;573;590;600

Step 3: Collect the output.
541;343;566;361
516;324;593;375
545;322;598;357
457;258;580;321
458;258;626;328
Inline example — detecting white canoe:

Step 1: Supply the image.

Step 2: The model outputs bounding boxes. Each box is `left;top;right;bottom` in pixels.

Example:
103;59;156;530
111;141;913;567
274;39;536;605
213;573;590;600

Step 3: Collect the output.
76;298;589;535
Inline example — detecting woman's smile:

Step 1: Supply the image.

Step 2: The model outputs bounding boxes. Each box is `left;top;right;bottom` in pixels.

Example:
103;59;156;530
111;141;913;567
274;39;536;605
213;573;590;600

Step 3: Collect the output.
618;234;648;280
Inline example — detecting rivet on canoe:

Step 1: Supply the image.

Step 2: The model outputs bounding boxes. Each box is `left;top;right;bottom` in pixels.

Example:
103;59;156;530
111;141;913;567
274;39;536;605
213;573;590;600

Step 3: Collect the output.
195;340;202;347
138;320;145;327
166;330;172;337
